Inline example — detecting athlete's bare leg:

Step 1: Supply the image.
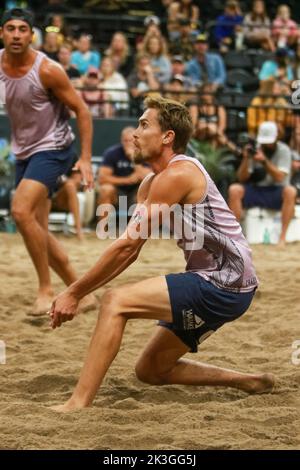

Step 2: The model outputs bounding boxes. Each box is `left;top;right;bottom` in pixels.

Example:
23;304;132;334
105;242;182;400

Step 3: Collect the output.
12;179;54;314
37;198;97;313
12;181;96;315
51;276;274;412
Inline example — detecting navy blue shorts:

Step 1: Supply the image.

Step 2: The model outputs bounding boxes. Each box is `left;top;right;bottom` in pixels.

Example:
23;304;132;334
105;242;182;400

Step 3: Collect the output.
15;145;77;198
243;184;283;211
160;272;256;353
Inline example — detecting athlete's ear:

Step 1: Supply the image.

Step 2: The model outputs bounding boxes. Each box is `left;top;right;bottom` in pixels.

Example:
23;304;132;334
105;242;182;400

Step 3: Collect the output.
163;130;175;145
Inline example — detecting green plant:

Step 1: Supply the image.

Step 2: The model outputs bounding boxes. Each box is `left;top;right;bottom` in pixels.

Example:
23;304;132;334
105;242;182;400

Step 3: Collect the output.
188;139;236;182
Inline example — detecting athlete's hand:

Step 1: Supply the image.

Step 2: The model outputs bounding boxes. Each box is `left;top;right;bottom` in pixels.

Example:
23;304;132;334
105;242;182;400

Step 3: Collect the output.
73;158;94;190
49;289;80;329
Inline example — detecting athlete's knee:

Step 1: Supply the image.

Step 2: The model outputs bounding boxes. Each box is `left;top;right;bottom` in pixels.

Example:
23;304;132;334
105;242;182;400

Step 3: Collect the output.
228;183;245;200
63;180;76;194
100;288;123;317
135;356;170;385
11;202;32;226
282;185;297;201
98;184;116;203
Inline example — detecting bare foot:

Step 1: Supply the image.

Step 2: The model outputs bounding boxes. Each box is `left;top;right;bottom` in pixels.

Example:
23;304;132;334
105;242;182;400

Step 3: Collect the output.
50;399;88;413
28;292;55;317
78;293;98;313
277;239;286;249
242;373;275;394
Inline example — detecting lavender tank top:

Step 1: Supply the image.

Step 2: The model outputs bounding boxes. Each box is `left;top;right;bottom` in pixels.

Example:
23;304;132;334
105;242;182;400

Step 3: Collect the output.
169;154;258;293
0;50;74;160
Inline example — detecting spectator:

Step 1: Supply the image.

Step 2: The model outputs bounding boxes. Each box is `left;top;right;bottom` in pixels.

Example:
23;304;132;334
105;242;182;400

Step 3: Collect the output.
58;43;81;82
47;14;72;46
169;55;194;89
169;18;197;61
99;56;129;115
141;35;172;85
79;68;112;118
143;15;162;40
127;54;160;113
186;33;226;89
52;172;84;241
293;41;300;80
137;15;168;54
105;32;134;78
41;28;60;61
32;26;43;50
167;0;200;41
243;0;274;51
272;4;299;49
228;121;297;246
247;78;292;139
214;0;243;52
97;127;151;228
163;74;189;103
189;83;234;149
259;47;294;92
71;34;101;76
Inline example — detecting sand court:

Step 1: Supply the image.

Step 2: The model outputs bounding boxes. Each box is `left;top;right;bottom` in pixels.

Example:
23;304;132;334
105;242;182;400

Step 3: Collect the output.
0;233;299;450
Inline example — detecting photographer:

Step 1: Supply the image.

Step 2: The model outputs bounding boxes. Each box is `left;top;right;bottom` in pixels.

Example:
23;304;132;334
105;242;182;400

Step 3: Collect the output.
228;121;297;246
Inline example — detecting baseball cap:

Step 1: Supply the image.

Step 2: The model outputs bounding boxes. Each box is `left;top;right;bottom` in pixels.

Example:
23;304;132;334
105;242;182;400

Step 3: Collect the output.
144;15;160;27
1;8;34;29
171;74;185;84
171;55;184;63
257;121;278;144
195;33;208;43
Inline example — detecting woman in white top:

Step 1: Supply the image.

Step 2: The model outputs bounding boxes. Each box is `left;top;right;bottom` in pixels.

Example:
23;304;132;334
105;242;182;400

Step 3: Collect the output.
100;56;129;114
243;0;274;51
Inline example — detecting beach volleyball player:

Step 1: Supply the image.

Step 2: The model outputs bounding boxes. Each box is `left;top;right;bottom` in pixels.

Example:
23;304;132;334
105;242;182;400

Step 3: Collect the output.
49;96;274;412
0;8;94;315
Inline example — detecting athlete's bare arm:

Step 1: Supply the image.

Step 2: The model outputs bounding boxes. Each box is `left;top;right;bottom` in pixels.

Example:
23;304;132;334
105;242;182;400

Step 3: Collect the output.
40;59;94;189
50;162;206;328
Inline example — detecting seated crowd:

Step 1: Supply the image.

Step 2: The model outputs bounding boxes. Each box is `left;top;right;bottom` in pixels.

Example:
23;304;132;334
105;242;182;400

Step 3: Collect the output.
1;0;300;242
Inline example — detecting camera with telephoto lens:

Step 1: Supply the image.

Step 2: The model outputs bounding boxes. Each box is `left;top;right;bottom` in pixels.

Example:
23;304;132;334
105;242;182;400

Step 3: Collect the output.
245;137;258;158
236;134;258;158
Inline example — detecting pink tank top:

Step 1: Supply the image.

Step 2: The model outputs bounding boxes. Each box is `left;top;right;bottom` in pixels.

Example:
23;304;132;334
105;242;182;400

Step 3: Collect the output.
168;154;258;293
0;50;74;160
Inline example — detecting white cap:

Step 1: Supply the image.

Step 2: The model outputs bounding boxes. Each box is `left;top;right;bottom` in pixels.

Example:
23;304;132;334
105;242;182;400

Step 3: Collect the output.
257;121;278;144
144;15;160;26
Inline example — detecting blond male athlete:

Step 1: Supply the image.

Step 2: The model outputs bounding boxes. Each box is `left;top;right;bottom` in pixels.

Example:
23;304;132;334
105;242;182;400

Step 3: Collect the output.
49;96;274;412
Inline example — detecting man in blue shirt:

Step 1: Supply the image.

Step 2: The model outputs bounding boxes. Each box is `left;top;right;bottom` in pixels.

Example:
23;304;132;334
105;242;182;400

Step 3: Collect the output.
186;33;226;89
97;127;151;225
214;0;243;50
